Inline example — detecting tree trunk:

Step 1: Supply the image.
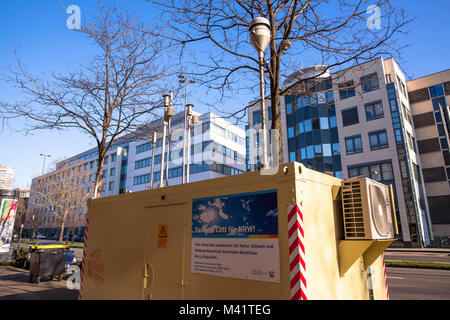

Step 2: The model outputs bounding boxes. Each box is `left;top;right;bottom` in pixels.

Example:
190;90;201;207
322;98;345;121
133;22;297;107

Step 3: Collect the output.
59;220;65;243
95;150;106;198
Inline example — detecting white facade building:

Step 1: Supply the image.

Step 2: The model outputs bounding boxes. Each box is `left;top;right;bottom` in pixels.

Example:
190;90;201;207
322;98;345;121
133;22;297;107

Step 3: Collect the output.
0;165;14;190
27;112;246;238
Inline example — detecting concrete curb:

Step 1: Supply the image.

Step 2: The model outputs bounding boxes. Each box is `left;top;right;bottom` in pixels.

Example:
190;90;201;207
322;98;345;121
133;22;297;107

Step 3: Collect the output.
387;249;450;254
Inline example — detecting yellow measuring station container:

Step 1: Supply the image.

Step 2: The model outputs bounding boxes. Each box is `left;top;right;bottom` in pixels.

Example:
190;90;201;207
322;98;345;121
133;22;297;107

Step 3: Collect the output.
80;162;392;300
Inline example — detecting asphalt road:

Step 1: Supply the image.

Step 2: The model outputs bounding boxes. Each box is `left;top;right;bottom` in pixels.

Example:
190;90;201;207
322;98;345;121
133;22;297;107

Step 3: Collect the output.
385;250;450;264
0;265;448;300
386;267;450;300
17;243;450;264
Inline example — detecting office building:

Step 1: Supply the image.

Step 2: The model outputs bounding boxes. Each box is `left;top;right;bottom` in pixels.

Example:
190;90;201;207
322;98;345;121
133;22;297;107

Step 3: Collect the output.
247;58;432;246
407;70;450;243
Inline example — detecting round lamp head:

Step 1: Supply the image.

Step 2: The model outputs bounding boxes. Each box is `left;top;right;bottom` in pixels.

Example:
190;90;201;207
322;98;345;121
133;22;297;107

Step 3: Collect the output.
249;17;271;53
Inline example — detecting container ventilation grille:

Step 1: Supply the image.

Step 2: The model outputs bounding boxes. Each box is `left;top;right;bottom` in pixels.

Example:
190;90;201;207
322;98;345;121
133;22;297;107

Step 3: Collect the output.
342;181;365;238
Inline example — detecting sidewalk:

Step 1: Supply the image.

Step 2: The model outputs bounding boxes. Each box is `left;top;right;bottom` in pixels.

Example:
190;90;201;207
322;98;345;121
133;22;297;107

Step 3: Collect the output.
0;266;78;300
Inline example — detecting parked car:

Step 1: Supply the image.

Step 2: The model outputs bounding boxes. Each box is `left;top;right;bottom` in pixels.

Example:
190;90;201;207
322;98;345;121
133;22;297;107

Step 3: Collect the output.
50;234;59;240
72;235;83;243
36;234;47;240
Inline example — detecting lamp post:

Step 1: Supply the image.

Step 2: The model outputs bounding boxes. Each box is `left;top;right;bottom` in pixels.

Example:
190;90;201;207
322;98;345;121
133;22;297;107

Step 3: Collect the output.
159;94;174;188
40;154;51;175
17;224;24;252
179;75;195;184
249;17;271;169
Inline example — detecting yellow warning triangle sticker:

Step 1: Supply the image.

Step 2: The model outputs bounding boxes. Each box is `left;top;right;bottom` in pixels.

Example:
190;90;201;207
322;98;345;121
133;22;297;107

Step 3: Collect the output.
158;224;168;238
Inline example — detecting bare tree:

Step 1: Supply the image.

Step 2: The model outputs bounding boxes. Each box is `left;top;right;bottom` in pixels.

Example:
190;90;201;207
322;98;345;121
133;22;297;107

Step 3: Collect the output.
28;160;94;243
1;6;173;197
65;211;85;243
24;212;42;241
146;0;410;162
12;193;28;239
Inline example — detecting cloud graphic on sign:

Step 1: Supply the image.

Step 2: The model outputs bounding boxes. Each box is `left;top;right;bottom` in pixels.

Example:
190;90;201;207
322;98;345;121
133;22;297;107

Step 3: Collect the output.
265;209;278;217
208;198;229;220
240;198;253;212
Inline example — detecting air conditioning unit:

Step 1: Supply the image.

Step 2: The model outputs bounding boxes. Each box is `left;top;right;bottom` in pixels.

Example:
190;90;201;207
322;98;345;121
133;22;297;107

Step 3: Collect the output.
341;178;395;240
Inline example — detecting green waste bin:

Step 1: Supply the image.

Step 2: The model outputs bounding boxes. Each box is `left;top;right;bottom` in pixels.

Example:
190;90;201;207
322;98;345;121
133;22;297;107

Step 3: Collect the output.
29;244;69;284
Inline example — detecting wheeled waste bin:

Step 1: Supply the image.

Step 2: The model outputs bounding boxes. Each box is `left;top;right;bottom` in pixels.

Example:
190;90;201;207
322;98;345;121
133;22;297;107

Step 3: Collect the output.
29;244;69;284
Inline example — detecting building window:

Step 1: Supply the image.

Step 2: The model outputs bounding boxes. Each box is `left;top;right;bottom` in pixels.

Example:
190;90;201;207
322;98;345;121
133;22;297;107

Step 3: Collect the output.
385;74;392;84
365;101;384;121
326;90;334;103
345;135;363;155
286;99;293;114
348;161;394;182
110;168;115;176
397;75;407;97
329;116;337;128
306;146;314;159
432;97;447;111
253;110;262;125
288;126;295;138
332;143;341;155
304;119;312;132
338;81;356;100
437;124;446;137
323;144;332;157
312;118;320;130
441;138;449;150
429;84;445;98
111;154;117;162
369;130;389;150
289;152;296;162
320;117;329;130
108;181;114;191
361;73;380;93
342;107;359;127
298;122;305;134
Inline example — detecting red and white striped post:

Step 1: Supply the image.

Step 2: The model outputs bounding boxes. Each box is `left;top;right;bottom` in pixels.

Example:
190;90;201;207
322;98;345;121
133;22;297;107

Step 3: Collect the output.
383;254;389;300
288;203;307;300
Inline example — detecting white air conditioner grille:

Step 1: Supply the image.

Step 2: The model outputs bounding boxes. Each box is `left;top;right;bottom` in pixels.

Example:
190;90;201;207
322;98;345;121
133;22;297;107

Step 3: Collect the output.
342;181;365;238
369;185;390;236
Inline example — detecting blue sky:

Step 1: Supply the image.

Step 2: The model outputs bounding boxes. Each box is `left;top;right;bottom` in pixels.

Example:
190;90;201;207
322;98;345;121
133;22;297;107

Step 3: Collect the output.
0;0;449;189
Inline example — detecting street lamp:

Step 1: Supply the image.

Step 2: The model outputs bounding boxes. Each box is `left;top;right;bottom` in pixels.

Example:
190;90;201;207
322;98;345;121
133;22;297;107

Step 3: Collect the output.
17;223;24;253
40;154;51;175
249;17;271;169
179;75;196;184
